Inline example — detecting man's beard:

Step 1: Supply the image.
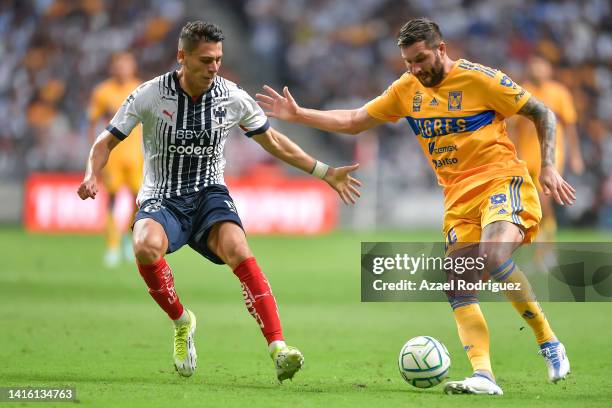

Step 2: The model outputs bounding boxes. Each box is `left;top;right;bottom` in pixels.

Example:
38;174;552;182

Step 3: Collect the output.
416;54;445;87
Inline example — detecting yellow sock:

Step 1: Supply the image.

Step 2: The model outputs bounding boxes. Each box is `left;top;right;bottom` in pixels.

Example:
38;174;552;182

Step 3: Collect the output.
491;260;556;344
452;302;492;375
512;300;555;344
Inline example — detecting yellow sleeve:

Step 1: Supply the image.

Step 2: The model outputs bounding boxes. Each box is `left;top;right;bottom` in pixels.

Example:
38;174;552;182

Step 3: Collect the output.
88;85;107;122
485;71;532;118
556;86;577;125
364;80;405;123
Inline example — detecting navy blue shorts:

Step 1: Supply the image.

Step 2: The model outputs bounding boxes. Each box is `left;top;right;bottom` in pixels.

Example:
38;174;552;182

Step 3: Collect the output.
134;185;243;265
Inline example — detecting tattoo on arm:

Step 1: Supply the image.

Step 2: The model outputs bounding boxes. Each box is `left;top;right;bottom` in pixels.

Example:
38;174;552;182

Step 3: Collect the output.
517;96;557;167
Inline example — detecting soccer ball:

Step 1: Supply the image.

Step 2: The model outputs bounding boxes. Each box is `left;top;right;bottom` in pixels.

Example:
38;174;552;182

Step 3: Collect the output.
398;336;451;388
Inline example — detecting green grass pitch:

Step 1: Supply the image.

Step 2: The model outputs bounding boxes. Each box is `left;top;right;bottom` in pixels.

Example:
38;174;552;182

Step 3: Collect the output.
1;227;611;407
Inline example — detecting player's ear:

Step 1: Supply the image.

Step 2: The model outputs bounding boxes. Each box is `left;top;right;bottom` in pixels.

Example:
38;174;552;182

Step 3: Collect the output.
177;49;185;65
438;41;446;57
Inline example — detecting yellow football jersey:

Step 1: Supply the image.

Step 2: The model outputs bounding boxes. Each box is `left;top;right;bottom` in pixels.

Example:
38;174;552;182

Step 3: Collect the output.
514;80;576;176
365;59;532;207
89;78;143;161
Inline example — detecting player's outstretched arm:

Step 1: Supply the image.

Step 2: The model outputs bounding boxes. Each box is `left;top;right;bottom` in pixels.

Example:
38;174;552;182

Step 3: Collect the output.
256;85;384;135
77;130;120;200
252;128;362;204
518;96;576;205
565;123;585;174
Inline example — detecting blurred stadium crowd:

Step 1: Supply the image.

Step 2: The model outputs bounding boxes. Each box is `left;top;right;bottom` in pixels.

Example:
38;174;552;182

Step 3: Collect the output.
0;0;610;227
0;0;185;177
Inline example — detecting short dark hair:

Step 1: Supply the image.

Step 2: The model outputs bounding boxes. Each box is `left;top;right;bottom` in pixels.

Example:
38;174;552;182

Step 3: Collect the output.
179;21;224;52
397;17;443;48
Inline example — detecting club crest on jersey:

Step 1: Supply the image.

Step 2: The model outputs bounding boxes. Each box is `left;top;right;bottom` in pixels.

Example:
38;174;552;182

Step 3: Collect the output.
448;91;462;111
214;107;227;124
412;91;423;112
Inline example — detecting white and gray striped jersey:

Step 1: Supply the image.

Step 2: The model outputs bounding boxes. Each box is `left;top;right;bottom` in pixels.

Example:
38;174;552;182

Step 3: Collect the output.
106;71;269;204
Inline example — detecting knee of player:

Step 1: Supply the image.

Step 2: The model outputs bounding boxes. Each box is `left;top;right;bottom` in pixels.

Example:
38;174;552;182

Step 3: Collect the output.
133;235;166;264
222;243;253;268
478;244;510;271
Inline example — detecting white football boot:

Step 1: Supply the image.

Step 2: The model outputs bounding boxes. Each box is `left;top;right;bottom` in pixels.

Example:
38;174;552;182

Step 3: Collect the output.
539;341;570;383
271;345;304;382
173;309;197;377
444;374;503;395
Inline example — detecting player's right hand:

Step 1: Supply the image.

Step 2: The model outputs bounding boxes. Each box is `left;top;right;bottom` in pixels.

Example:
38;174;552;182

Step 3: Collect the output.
77;177;98;200
256;85;300;122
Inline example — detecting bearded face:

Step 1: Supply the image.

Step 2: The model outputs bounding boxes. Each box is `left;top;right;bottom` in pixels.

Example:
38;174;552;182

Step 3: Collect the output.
400;42;446;88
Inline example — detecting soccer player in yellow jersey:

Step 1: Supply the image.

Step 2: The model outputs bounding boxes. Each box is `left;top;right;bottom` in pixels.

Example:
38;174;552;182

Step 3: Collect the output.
258;18;575;395
513;56;584;258
88;52;143;267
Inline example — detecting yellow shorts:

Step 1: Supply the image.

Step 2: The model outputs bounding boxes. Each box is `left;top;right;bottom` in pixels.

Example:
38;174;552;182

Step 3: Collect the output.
443;175;542;247
103;153;142;194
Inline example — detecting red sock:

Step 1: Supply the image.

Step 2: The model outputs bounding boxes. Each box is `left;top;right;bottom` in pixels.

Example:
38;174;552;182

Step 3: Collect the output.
233;257;284;344
137;258;184;320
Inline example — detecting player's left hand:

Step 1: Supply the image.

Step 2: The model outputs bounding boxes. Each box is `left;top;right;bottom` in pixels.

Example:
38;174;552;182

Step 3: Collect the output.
324;163;362;205
539;165;576;205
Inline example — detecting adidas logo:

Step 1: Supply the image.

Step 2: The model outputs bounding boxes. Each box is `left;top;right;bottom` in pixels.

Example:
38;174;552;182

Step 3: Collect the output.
429;97;438;106
497;208;508;214
522;310;536;319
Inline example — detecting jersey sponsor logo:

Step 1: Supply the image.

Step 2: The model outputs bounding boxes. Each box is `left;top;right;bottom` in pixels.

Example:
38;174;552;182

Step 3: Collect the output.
490;193;507;205
168;144;221;155
175;129;212;140
431;157;459;169
448;91;462;111
428;141;435;155
500;75;514;88
406;110;495;138
428;141;458;155
412;91;423;112
429;97;438;106
169;128;225;155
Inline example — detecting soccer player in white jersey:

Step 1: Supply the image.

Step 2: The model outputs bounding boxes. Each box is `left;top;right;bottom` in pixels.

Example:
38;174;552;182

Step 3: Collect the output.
77;21;361;381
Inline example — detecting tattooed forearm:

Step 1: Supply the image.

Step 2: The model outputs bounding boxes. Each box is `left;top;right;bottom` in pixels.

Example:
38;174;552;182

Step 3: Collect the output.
517;96;557;167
